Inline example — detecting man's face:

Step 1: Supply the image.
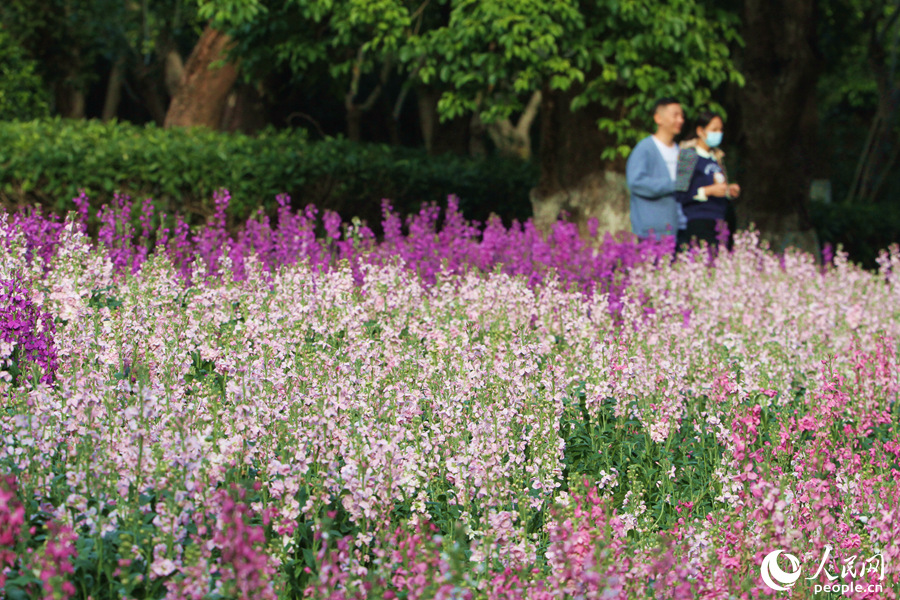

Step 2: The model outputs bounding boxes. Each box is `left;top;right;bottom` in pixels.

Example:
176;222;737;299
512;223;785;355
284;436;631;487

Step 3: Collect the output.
654;103;684;136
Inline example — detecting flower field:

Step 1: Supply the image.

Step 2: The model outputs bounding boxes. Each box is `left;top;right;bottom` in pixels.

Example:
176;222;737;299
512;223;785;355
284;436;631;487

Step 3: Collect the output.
1;191;899;599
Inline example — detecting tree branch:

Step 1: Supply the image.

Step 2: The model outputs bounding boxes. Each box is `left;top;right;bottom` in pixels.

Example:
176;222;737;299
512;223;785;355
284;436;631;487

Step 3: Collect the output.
287;111;326;138
393;55;426;120
358;56;393;112
411;0;431;35
515;90;542;137
345;47;366;110
877;0;900;45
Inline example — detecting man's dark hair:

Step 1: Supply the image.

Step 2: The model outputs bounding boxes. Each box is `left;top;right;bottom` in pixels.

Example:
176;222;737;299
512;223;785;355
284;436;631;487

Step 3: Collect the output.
653;97;680;113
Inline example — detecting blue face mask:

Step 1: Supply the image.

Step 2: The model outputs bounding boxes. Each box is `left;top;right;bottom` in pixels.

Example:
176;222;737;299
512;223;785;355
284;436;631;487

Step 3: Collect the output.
705;131;723;148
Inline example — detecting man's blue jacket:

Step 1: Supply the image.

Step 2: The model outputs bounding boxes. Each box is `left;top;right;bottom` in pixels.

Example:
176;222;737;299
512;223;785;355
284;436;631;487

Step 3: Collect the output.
626;136;680;239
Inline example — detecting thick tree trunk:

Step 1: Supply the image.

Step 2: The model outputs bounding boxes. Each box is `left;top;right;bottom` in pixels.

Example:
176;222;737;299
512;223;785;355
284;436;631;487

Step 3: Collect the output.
164;26;239;129
530;83;629;237
164;49;185;98
740;0;820;256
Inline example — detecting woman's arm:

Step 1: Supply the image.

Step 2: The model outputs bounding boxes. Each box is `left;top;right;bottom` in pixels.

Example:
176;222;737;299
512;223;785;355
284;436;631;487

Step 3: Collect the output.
675;148;699;193
676;150;727;203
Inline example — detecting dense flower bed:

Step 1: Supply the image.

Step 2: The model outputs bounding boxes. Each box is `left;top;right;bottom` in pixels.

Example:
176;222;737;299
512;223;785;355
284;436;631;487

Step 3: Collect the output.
0;192;898;599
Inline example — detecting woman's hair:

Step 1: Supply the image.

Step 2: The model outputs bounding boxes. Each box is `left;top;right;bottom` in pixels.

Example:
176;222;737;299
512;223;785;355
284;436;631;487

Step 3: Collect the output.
692;110;722;139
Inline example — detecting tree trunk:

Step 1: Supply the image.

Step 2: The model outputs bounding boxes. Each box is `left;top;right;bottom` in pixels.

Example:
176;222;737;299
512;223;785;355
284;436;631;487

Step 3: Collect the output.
740;0;820;256
102;57;126;122
164;25;239;129
417;87;438;153
484;91;541;160
469;111;488;158
55;83;86;119
344;56;391;142
220;83;267;134
846;15;900;204
346;106;363;142
417;86;470;155
164;49;185;98
530;82;629;237
133;60;170;125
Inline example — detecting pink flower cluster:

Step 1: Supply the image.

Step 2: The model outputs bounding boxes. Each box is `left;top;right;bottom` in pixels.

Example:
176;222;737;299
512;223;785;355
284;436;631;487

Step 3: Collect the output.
0;474;77;600
164;484;278;600
35;520;78;600
0;474;25;589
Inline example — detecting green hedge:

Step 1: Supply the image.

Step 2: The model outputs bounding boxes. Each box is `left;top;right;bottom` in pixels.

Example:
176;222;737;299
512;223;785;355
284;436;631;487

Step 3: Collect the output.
0;118;537;230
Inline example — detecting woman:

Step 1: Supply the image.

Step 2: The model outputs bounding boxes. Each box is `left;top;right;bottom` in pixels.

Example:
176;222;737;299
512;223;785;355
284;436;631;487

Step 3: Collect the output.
675;111;741;249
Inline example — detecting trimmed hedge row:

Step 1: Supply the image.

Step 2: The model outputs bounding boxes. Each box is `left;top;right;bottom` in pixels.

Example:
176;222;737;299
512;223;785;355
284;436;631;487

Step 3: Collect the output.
0;118;537;231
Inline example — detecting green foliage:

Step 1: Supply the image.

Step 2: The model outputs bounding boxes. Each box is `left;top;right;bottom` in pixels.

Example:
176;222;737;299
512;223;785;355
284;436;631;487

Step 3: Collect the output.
577;0;744;159
818;0;900;113
198;0;419;94
0;118;537;230
0;30;49;121
414;0;743;159
560;391;725;533
413;0;586;122
197;0;267;29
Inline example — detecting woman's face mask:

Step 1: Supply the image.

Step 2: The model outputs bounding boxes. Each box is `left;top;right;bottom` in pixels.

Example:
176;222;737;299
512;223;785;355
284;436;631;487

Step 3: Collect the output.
705;131;723;148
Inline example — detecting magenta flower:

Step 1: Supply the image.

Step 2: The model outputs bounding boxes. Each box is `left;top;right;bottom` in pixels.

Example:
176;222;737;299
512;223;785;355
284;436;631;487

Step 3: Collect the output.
0;275;58;385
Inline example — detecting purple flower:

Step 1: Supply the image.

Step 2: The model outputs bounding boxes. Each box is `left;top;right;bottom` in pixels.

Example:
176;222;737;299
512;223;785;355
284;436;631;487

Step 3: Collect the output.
0;275;58;385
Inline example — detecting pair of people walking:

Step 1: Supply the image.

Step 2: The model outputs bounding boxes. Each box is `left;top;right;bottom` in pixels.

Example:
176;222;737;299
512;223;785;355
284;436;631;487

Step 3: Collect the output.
626;98;740;250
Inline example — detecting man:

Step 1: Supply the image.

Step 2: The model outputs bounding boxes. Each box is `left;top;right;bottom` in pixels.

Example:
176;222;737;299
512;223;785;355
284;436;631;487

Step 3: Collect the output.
626;98;686;242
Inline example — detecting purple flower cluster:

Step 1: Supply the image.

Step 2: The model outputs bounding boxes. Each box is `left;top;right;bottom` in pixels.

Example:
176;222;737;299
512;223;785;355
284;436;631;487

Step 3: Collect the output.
0;275;58;385
2;209;66;275
3;190;678;310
